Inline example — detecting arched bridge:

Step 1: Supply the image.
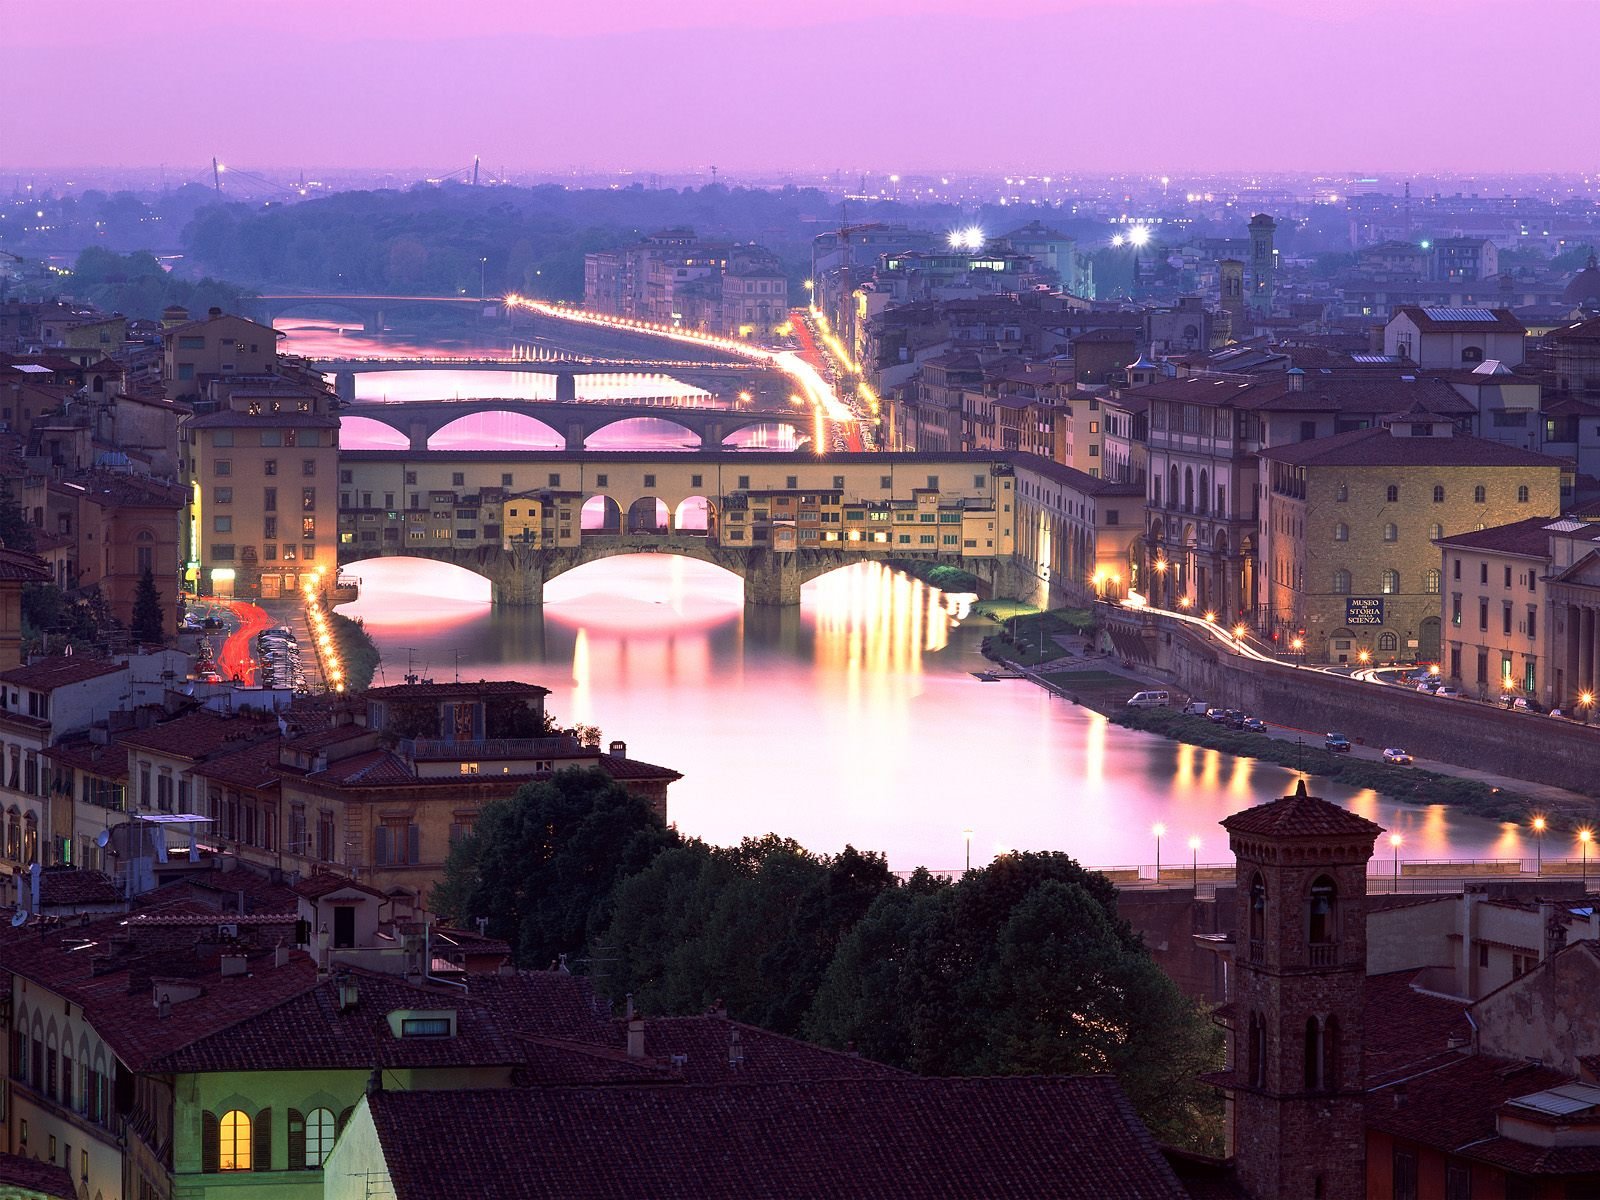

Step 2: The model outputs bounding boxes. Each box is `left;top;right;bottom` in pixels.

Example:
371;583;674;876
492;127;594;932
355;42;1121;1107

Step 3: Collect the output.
340;537;1020;607
319;358;783;404
341;398;816;451
258;293;498;331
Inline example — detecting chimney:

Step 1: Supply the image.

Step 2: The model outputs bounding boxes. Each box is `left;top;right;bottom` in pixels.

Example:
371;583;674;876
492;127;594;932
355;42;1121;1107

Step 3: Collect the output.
273;945;290;969
337;972;360;1012
608;740;626;758
208;307;223;319
728;1026;744;1070
1393;1084;1408;1110
626;1017;646;1059
219;954;248;978
1287;367;1304;392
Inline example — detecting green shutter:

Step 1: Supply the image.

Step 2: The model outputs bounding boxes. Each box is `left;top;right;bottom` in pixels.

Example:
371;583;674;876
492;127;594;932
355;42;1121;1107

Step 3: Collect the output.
287;1108;306;1171
201;1111;219;1174
254;1107;273;1171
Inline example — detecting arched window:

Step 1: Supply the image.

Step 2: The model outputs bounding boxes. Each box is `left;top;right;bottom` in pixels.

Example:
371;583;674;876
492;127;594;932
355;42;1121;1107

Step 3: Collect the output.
1169;466;1179;512
1308;876;1338;950
1430;523;1444;540
1198;469;1210;515
1386;485;1399;503
1473;485;1486;504
1334;522;1349;542
1462;346;1484;363
1424;568;1441;594
1217;485;1226;517
1151;476;1161;507
1248;1012;1268;1088
21;812;37;864
1335;482;1348;503
1381;569;1400;594
1433;485;1445;503
220;1110;252;1171
1323;1016;1341;1091
1383;523;1398;542
304;1108;336;1167
1517;485;1529;503
1184;467;1194;512
1332;569;1352;595
1378;631;1398;652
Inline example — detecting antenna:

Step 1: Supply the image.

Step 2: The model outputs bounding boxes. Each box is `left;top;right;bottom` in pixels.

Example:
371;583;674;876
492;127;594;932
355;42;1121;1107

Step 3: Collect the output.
212;157;222;196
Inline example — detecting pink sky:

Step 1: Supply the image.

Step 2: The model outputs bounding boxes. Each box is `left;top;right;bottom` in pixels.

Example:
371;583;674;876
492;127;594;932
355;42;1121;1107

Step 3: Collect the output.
7;0;1596;174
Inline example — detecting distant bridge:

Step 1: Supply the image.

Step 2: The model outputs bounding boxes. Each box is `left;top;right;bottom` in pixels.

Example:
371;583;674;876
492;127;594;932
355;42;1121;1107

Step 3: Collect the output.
258;293;496;331
340;397;816;451
314;355;780;404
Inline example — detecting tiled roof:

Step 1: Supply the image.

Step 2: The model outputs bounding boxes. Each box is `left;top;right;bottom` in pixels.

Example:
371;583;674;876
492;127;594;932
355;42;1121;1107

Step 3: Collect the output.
37;867;122;907
292;872;387;901
1361;970;1473;1087
593;753;683;782
631;1015;904;1086
1433;516;1560;558
150;969;523;1074
0;1151;77;1199
43;735;129;779
366;1076;1190;1200
1011;452;1146;498
1221;781;1385;840
1366;1052;1569;1166
366;681;551;701
190;738;302;791
310;748;418;786
1256;426;1564;469
187;410;339;429
1393;305;1527;333
117;711;280;760
0;655;124;690
0;547;52;583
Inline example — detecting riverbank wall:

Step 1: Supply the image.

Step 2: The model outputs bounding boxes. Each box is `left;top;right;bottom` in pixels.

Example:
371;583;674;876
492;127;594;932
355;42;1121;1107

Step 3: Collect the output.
1114;611;1600;799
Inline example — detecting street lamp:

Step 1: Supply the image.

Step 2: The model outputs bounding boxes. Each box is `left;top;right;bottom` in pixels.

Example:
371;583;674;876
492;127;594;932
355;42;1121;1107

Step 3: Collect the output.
479;256;488;300
1581;828;1593;888
1532;816;1546;875
1290;635;1305;667
963;828;973;873
1580;691;1595;725
1153;823;1166;878
1189;836;1201;892
1389;833;1403;891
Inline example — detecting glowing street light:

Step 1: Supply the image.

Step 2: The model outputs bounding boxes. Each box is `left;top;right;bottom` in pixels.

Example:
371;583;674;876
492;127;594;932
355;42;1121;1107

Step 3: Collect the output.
1389;833;1403;890
1358;649;1372;665
1232;623;1248;640
1153;823;1166;877
1203;610;1217;623
1127;225;1152;247
1581;828;1593;887
1532;816;1546;875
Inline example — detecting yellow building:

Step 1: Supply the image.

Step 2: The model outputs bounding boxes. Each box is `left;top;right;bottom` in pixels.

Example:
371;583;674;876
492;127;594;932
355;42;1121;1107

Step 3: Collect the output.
184;382;340;599
160;308;281;402
1258;418;1565;664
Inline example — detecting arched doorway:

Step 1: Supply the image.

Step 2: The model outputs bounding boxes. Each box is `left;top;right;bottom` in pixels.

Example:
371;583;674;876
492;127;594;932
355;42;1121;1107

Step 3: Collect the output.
673;496;715;536
626;497;670;534
581;495;622;533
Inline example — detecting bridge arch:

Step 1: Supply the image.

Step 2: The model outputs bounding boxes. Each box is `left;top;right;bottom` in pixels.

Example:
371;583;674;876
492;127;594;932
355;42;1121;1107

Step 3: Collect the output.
581;495;623;533
339;415;412;451
673;496;714;535
428;411;564;451
585;415;702;451
625;497;670;534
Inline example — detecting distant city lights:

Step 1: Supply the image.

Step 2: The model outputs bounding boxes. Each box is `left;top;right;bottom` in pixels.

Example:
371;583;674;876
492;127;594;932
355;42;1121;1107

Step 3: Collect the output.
947;226;985;251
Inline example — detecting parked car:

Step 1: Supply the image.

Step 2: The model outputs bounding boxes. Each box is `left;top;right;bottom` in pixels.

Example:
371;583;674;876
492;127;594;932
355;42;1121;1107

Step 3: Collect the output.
1223;711;1248;730
1435;686;1463;699
1512;697;1544;712
1182;700;1211;716
1382;747;1414;765
1415;681;1440;693
1125;690;1170;708
1243;716;1267;732
1207;707;1229;723
1325;732;1352;752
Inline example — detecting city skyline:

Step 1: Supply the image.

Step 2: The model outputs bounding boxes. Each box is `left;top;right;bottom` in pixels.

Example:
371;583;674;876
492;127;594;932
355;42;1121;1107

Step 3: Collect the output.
6;0;1599;175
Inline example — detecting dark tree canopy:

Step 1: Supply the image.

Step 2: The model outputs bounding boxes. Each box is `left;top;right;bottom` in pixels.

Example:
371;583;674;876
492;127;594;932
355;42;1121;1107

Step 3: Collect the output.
131;567;166;645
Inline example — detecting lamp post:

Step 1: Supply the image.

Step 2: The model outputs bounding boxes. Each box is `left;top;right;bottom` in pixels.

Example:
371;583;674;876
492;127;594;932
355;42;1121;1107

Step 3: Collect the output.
1290;635;1305;668
1189;836;1201;892
1532;816;1546;876
479;256;488;300
1153;823;1166;879
963;828;973;873
1581;692;1596;726
1581;828;1593;888
1389;833;1403;892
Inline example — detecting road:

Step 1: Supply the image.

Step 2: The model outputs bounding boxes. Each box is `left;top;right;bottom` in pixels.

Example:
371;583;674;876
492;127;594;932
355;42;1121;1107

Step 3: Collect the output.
215;599;272;685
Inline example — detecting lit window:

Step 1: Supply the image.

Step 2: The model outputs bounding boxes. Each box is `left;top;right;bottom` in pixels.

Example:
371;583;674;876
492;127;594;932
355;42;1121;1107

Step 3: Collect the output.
220;1110;251;1171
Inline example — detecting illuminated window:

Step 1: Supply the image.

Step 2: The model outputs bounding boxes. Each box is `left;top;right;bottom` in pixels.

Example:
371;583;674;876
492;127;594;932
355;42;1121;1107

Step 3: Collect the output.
220;1110;251;1171
1381;569;1400;594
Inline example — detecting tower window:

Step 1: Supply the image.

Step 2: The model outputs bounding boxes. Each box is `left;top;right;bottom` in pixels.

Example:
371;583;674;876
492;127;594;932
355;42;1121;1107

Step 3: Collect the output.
1308;877;1338;962
1249;873;1267;961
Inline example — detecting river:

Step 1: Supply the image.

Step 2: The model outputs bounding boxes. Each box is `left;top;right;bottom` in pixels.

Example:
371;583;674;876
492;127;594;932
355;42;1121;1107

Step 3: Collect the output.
280;314;1526;871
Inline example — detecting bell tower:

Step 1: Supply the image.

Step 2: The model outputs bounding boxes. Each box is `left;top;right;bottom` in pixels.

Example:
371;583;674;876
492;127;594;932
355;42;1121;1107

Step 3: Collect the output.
1219;781;1381;1200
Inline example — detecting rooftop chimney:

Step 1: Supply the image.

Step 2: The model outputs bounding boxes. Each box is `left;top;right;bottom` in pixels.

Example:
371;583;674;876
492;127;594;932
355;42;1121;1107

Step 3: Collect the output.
609;740;626;758
626;1017;646;1059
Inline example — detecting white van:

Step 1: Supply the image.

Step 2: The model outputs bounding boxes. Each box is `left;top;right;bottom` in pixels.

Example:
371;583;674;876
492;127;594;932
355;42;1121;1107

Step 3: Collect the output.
1126;690;1170;709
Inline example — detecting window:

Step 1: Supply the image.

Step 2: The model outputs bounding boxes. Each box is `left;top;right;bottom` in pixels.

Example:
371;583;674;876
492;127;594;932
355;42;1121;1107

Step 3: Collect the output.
1393;1148;1418;1200
219;1110;252;1171
1335;482;1348;502
302;458;316;477
1381;569;1399;594
405;471;417;485
303;1107;335;1168
214;459;231;477
1332;569;1351;595
1386;485;1399;503
1479;599;1489;631
264;488;277;512
400;1017;452;1037
1433;485;1445;503
302;488;316;512
264;458;277;476
1445;1162;1472;1200
1378;632;1398;652
1517;485;1529;503
1473;485;1485;504
1383;523;1397;542
213;516;232;533
1430;523;1444;540
926;475;940;490
1308;876;1338;952
1424;568;1441;594
214;487;233;505
1248;874;1267;955
1333;522;1348;541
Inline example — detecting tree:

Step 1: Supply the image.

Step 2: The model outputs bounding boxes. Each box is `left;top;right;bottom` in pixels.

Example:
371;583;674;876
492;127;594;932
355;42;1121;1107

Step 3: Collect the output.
0;481;35;552
430;769;677;967
131;567;166;645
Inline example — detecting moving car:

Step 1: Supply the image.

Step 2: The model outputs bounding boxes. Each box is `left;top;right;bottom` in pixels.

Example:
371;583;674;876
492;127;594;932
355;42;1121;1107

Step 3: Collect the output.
1325;732;1352;752
1243;717;1267;732
1435;686;1463;700
1415;681;1440;693
1382;747;1414;765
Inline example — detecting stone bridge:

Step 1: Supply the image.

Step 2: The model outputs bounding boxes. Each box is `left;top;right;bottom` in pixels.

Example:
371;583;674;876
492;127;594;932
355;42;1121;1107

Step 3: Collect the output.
341;398;815;451
338;536;1029;606
257;293;498;332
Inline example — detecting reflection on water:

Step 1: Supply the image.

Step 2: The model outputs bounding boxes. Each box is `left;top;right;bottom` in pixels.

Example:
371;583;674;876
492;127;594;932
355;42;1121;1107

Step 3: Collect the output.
338;555;1518;870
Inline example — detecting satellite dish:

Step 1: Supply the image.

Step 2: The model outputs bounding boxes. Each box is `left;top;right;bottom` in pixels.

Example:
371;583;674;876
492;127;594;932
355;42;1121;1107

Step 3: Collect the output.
96;830;112;848
10;909;27;927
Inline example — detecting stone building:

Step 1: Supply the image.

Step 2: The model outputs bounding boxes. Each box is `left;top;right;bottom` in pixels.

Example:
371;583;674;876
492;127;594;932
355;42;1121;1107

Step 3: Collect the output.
1258;417;1564;664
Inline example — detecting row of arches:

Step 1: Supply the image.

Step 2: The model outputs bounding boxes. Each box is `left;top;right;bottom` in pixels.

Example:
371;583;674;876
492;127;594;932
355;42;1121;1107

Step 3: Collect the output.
579;495;713;535
341;412;809;453
1154;464;1227;519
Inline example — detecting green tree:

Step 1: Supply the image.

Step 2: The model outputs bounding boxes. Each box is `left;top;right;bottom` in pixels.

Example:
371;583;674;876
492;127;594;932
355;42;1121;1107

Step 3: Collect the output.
430;769;677;966
0;481;35;552
131;567;165;645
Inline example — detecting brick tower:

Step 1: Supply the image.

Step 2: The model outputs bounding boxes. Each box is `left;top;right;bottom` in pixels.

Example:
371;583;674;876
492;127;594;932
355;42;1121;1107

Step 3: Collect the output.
1219;780;1381;1200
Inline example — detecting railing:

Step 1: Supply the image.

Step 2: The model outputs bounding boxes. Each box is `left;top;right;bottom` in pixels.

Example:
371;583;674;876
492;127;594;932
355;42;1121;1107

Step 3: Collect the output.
1308;943;1338;967
401;737;563;760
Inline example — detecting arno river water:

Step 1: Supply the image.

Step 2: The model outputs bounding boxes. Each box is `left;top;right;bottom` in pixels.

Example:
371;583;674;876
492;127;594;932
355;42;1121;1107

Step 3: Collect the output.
283;316;1524;871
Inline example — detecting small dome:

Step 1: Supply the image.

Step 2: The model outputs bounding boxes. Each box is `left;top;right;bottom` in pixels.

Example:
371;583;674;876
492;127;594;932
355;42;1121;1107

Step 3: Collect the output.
1563;253;1600;305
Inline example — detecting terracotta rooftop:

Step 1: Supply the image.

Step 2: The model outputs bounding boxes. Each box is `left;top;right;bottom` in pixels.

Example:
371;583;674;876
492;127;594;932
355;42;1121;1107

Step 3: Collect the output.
117;711;280;760
1221;781;1385;840
1256;425;1564;469
1393;305;1527;334
0;1151;76;1199
628;1014;904;1086
0;546;52;583
366;680;552;702
1434;516;1561;557
292;872;387;901
0;655;124;691
364;1075;1189;1200
36;867;122;907
190;738;303;792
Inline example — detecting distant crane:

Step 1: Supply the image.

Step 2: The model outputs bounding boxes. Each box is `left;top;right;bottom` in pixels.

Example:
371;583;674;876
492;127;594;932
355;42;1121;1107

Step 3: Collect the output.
212;157;222;195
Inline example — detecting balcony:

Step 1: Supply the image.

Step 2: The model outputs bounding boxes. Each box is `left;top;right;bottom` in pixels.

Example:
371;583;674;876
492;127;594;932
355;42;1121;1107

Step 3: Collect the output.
1308;942;1338;967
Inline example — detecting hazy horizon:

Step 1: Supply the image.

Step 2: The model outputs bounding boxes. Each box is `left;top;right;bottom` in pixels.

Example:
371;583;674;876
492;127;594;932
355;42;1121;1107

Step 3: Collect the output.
6;0;1598;176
